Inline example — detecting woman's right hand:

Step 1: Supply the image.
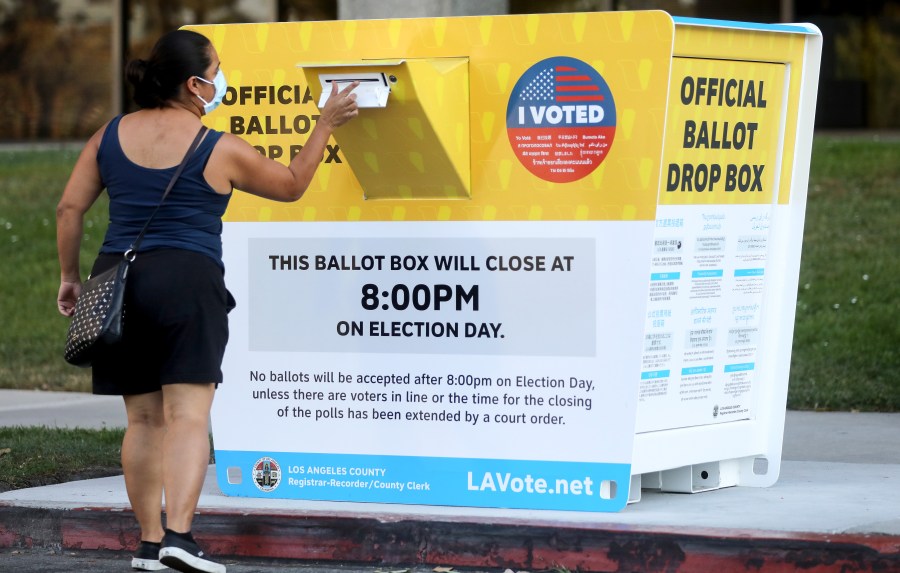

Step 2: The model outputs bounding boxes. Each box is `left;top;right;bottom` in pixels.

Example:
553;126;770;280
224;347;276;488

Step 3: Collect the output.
319;81;360;130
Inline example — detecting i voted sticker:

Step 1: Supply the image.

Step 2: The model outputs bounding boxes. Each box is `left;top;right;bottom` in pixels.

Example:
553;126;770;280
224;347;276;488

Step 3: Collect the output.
507;56;617;183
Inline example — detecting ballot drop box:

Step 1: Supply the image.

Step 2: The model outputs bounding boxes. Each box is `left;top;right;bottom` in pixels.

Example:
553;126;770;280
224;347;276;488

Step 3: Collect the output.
191;11;821;512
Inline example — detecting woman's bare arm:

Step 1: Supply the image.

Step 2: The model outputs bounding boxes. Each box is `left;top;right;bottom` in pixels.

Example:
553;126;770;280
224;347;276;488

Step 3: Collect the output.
56;127;105;315
224;81;359;202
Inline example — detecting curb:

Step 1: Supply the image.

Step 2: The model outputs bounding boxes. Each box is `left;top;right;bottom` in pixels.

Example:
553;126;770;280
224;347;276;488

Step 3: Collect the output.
1;503;898;572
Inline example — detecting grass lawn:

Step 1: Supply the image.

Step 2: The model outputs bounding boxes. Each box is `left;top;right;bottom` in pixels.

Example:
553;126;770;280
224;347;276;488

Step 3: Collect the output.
0;426;217;492
0;426;124;492
789;137;899;411
0;137;897;411
0;149;104;393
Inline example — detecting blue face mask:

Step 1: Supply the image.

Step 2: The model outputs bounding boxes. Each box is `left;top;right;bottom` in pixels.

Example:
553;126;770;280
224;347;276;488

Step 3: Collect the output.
195;69;227;114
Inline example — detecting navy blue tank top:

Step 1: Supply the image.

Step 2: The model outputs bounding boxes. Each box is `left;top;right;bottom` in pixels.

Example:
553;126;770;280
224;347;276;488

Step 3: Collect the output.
98;115;231;267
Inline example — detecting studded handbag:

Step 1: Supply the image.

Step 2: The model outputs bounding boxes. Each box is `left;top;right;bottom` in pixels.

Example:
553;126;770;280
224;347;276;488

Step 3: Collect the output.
64;126;208;367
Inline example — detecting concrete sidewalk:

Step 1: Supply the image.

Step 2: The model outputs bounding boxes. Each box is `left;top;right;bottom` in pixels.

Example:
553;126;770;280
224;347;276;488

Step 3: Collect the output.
3;389;899;463
1;390;898;571
0;389;125;430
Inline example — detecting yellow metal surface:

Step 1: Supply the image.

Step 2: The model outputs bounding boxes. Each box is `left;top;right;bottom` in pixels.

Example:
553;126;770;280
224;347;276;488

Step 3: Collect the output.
188;11;675;223
300;58;471;200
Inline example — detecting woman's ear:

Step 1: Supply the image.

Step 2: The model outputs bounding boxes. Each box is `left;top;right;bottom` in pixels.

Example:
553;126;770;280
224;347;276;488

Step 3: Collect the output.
186;76;201;98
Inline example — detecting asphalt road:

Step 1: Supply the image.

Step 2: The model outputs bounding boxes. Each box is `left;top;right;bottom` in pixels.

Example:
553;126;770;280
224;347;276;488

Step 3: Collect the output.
0;548;476;573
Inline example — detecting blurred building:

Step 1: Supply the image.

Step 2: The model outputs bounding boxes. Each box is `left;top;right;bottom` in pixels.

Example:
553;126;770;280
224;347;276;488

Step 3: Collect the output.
0;0;896;140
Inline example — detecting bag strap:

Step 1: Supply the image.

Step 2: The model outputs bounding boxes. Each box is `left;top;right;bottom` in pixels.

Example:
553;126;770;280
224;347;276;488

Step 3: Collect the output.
125;125;208;260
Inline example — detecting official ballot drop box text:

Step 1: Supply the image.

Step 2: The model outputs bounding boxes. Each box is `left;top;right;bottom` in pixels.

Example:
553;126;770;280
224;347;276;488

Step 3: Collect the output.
190;11;822;512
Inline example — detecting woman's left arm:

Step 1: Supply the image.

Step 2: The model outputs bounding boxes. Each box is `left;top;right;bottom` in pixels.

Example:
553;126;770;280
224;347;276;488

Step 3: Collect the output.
56;127;106;316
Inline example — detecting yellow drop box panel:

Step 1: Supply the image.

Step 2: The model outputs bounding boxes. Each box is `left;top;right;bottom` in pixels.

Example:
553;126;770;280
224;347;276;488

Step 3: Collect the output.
300;59;471;200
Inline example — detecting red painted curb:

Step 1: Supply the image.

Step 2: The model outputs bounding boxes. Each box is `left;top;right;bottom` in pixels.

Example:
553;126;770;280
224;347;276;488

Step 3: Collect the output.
2;505;898;572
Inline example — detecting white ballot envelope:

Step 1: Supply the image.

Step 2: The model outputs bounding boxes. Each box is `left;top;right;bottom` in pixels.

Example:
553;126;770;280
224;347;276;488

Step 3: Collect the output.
317;72;391;108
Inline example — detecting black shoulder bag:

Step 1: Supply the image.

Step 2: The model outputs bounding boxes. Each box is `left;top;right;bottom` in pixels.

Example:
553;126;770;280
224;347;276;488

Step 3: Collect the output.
64;126;208;367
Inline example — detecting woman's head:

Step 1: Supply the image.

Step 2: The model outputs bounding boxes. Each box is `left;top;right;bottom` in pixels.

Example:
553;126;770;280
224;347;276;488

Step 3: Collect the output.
126;30;214;109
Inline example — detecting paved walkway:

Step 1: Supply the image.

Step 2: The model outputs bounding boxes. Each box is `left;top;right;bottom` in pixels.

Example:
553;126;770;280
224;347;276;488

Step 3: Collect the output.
1;390;898;571
3;389;898;463
0;389;125;430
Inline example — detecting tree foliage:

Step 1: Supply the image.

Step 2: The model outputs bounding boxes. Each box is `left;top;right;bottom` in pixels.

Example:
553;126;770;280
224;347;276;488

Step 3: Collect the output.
0;0;110;139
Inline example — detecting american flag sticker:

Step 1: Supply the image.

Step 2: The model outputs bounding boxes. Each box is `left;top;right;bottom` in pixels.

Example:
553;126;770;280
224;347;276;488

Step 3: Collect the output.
519;66;605;103
507;56;616;183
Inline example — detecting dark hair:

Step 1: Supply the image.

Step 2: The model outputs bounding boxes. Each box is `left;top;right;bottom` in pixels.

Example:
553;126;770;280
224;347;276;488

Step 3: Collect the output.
125;30;212;109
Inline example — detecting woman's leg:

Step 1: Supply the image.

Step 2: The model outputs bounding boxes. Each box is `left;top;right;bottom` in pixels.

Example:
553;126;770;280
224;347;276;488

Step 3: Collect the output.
122;391;166;543
160;382;216;533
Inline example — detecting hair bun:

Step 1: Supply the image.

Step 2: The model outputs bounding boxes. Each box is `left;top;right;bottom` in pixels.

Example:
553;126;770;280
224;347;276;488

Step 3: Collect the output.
125;58;149;86
126;58;163;108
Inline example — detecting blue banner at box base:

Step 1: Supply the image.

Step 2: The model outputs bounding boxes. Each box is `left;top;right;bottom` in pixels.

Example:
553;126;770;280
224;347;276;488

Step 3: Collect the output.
215;450;631;512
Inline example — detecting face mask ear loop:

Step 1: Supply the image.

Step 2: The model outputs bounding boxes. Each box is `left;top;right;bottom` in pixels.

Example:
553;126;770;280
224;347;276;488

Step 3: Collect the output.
193;75;211;98
193;72;224;115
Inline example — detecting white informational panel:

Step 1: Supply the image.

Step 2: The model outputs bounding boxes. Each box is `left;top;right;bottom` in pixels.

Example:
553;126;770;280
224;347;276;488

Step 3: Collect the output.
637;203;775;432
215;221;650;512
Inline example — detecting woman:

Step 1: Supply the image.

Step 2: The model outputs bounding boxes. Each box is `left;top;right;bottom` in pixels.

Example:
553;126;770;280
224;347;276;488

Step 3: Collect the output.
56;30;358;573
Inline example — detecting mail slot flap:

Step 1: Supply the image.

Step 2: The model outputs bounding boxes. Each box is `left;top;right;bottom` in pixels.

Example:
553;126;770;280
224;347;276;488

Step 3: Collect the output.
303;60;405;109
298;58;471;200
